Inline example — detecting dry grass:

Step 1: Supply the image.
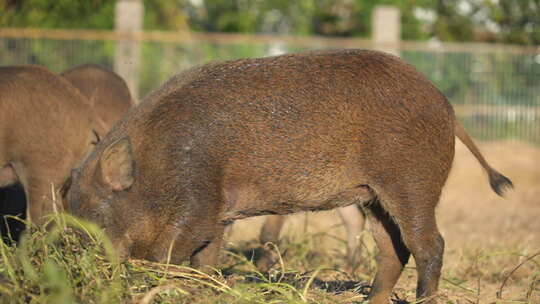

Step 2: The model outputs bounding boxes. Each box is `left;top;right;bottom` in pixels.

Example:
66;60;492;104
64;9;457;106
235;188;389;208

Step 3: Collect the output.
0;140;538;303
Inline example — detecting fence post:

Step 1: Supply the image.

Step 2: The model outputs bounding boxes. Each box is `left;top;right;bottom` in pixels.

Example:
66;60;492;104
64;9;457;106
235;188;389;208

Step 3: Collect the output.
372;5;401;56
114;0;143;102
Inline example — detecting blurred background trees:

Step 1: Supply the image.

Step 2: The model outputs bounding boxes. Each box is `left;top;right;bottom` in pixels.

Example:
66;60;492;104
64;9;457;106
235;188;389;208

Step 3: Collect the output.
0;0;115;29
1;0;538;45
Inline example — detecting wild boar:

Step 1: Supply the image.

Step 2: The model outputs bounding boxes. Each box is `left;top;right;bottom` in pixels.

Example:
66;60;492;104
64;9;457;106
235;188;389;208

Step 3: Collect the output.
62;49;512;304
1;64;133;241
61;64;134;130
0;65;105;225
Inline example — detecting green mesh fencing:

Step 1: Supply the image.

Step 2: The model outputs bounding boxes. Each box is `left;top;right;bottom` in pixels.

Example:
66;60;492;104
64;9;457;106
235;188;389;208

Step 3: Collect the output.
1;36;538;144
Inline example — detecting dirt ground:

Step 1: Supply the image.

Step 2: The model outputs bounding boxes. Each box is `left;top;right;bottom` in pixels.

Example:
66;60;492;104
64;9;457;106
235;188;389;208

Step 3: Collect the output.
228;140;540;303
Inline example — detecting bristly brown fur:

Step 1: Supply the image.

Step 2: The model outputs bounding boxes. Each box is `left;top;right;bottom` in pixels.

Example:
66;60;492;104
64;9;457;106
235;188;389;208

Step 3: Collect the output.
0;65;106;224
1;64;133;242
63;49;512;304
61;64;134;130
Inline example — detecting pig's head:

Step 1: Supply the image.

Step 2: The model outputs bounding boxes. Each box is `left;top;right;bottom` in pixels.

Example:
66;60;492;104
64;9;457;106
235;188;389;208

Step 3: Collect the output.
62;137;216;264
62;137;139;260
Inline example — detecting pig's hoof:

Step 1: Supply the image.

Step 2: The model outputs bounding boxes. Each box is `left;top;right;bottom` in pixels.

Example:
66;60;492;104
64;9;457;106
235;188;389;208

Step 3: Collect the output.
255;244;280;272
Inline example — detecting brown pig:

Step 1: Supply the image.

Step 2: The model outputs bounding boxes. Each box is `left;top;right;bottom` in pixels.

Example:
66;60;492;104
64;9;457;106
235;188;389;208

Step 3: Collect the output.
62;49;512;304
61;64;134;130
0;65;105;224
1;64;133;242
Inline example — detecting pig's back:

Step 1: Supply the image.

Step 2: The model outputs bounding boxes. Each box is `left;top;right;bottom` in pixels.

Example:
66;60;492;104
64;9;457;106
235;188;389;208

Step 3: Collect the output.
142;49;454;157
0;65;97;164
125;49;456;212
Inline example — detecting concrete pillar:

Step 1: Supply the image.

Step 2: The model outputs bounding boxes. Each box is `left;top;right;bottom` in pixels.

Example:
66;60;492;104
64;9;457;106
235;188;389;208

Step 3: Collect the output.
114;0;143;101
372;5;401;56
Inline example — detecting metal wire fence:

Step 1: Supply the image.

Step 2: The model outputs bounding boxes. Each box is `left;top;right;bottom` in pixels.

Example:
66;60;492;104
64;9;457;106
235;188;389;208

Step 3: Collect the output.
1;29;539;145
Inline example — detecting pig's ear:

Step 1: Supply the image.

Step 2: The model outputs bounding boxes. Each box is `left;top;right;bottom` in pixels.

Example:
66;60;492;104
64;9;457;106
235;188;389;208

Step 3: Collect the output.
99;138;134;191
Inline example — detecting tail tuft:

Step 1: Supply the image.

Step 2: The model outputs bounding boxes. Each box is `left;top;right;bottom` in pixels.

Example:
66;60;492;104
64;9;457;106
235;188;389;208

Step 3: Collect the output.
488;170;514;197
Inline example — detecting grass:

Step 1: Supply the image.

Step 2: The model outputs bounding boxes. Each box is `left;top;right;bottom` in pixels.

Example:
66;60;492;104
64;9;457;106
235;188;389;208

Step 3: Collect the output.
0;214;371;304
0;212;538;304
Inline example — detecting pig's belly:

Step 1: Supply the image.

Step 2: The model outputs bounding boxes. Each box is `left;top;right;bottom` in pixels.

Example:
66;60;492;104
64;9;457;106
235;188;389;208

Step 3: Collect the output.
221;178;375;223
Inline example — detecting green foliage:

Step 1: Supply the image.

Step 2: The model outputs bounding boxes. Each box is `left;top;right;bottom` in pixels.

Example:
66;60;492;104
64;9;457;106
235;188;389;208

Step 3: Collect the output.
0;0;114;29
143;0;189;31
481;0;540;45
431;0;540;45
0;0;430;40
432;0;475;42
1;0;538;45
0;214;124;303
188;0;261;33
184;0;430;39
